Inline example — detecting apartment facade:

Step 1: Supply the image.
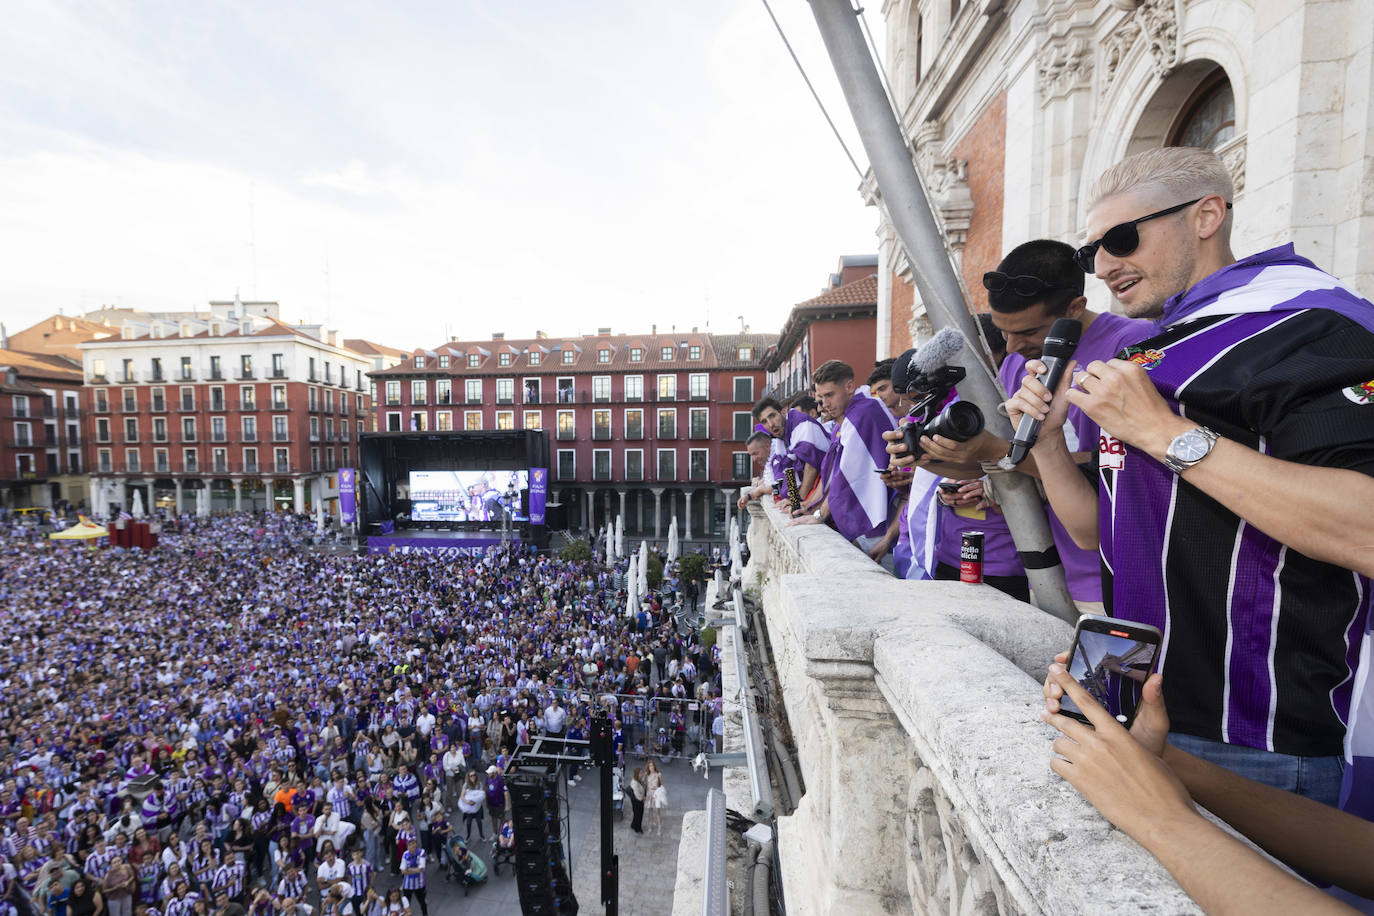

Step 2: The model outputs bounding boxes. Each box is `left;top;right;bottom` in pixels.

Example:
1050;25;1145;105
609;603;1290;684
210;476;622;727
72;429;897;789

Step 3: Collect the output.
79;302;375;517
0;350;86;509
370;328;775;540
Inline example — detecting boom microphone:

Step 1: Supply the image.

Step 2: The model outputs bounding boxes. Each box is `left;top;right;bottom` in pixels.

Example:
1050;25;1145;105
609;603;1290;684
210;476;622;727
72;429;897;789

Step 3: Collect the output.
1005;317;1082;467
892;327;967;391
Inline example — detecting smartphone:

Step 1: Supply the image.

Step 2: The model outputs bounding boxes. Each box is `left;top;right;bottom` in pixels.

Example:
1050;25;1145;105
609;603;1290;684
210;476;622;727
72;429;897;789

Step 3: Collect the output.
938;481;962;493
1059;614;1163;728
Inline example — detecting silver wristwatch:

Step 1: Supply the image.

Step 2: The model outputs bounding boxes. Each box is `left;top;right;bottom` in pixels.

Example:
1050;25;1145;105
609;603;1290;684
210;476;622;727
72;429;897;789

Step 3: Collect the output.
1163;426;1219;473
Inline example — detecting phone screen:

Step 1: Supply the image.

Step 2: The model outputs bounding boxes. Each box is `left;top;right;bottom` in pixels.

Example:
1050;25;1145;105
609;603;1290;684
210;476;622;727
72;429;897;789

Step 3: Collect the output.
1061;625;1159;726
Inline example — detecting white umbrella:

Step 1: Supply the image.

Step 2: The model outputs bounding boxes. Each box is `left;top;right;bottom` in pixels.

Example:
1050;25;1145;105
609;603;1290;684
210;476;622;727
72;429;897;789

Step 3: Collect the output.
615;515;624;559
624;555;639;617
667;516;680;563
638;540;650;594
315;499;326;535
197;488;209;518
131;489;146;519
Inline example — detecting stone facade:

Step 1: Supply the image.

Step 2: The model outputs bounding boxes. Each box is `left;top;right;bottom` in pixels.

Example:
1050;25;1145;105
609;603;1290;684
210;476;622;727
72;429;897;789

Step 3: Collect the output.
872;0;1374;357
739;498;1207;913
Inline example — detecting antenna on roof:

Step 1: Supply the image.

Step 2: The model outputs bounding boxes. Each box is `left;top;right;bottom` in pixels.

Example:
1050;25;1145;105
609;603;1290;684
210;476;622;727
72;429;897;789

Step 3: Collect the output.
738;315;745;332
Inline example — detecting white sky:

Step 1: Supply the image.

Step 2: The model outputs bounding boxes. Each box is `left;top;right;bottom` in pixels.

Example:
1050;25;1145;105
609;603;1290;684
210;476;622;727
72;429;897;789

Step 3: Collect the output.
0;1;882;350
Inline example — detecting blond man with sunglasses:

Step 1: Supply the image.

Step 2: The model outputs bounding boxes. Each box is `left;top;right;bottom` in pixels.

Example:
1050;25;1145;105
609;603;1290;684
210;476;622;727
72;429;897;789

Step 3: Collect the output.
1009;146;1374;815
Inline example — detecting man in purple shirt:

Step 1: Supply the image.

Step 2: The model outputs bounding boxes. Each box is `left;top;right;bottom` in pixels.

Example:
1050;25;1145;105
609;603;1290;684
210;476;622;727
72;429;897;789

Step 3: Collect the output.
896;239;1152;609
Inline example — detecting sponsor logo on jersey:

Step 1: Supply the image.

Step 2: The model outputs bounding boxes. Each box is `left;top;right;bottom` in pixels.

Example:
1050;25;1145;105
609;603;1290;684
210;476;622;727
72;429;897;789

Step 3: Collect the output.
1117;345;1166;370
1343;379;1374;405
1099;433;1126;471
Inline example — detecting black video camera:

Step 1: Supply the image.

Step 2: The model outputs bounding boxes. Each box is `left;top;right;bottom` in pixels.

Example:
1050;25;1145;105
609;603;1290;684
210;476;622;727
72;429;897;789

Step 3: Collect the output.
899;366;985;458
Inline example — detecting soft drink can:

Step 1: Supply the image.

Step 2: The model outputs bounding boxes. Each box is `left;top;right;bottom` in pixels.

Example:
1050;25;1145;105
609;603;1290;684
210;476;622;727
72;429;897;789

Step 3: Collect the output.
960;531;984;584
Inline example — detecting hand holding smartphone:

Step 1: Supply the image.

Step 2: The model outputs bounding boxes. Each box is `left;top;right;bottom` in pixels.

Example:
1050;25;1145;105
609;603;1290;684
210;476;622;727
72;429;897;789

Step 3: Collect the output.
1058;615;1162;728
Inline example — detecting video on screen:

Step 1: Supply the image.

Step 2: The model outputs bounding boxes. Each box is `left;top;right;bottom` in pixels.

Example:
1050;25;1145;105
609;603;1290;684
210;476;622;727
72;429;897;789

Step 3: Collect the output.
409;470;528;522
1061;628;1156;724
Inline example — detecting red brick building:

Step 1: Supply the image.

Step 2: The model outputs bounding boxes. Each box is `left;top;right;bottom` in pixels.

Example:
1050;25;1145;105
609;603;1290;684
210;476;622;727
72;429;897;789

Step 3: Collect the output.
79;301;375;517
0;350;86;509
369;328;775;539
763;258;879;399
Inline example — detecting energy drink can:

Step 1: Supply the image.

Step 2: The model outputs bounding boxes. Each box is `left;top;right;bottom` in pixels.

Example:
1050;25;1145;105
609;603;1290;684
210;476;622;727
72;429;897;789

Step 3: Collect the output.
960;531;984;584
784;467;802;515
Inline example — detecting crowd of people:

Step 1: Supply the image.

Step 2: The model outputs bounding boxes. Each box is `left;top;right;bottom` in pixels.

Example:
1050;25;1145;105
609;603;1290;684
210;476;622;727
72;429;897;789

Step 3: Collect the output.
739;145;1374;909
0;512;722;916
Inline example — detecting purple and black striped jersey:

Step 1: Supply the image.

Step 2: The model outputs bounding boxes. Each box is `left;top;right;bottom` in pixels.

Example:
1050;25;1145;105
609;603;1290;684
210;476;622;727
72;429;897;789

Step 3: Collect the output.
1097;247;1374;769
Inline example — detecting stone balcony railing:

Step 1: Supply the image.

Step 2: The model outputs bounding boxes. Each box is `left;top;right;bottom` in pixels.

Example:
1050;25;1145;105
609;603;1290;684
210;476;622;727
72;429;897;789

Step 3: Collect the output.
740;498;1201;915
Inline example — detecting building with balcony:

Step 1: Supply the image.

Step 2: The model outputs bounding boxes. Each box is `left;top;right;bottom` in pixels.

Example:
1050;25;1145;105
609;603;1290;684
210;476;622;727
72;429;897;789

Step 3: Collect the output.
762;258;879;400
370;327;775;540
79;299;379;516
0;350;86;509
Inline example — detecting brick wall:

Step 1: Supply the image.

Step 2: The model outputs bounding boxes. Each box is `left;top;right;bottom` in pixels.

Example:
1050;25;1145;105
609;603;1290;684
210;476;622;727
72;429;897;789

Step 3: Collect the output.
889;265;915;355
952;90;1007;313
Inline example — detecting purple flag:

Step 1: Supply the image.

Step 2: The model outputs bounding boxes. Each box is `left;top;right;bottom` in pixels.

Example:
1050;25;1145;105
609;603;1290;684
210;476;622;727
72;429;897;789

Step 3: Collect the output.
820;386;896;542
784;408;830;474
338;468;357;525
529;467;548;525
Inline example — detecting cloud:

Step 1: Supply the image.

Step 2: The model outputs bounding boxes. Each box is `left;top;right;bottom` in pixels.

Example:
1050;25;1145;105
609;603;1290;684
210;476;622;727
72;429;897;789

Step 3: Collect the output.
0;1;881;348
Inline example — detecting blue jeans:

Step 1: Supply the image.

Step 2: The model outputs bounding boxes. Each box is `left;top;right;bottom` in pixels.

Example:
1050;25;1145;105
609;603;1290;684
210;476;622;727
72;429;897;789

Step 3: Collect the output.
1167;733;1345;806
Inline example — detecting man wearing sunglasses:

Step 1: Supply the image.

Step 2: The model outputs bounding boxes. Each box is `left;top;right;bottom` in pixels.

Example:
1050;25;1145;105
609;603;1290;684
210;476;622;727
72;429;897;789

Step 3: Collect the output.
1009;146;1374;810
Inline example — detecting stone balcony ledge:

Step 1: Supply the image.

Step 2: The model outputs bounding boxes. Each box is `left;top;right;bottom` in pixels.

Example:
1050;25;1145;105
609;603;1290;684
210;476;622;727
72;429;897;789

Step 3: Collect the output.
741;497;1201;914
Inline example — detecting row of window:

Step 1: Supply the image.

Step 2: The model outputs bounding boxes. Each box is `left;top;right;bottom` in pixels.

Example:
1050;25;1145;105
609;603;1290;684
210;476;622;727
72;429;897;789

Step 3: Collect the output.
92;354;366;388
6;393;81;419
555;448;711;482
411;344;753;371
91;386;367;414
7;421;82;448
384;406;758;440
94;445;348;475
383;374;754;407
9;451;82;479
95;415;357;444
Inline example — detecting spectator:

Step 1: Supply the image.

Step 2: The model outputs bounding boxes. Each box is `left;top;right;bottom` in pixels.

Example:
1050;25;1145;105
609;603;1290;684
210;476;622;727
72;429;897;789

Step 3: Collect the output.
792;359;899;568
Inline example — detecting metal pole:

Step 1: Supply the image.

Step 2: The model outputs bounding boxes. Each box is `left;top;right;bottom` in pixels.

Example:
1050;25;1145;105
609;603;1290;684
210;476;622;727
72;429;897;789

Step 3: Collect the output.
807;0;1076;622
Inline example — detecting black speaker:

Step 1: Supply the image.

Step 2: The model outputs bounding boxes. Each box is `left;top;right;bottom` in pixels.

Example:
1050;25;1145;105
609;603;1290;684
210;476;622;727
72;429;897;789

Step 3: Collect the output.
510;771;578;915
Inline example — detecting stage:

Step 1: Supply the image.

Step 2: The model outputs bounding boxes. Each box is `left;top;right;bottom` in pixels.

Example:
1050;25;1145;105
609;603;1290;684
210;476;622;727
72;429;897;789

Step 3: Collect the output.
366;529;522;557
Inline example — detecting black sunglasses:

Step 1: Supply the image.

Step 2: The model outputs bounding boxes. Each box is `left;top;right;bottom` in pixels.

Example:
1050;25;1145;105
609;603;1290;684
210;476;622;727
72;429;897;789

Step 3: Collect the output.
1075;197;1232;273
981;272;1063;297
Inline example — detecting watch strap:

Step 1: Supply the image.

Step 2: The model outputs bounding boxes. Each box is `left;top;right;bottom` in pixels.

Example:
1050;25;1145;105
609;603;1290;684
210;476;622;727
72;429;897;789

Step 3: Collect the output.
1163;426;1219;473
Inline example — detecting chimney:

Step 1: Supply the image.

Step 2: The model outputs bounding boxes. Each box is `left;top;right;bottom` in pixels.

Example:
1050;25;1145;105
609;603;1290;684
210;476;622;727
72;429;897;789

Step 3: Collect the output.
535;330;548;340
0;322;7;349
492;332;504;341
597;327;611;336
651;324;657;335
691;326;697;333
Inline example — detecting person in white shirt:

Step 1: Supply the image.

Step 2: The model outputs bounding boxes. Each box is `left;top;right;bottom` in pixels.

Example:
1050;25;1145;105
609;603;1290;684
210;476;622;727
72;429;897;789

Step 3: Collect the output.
314;845;347;897
441;746;465;809
543;699;567;737
313;803;354;853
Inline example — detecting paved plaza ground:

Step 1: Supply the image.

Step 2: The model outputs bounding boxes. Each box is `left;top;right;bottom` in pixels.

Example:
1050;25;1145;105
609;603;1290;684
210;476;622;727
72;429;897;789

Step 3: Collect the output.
370;756;722;915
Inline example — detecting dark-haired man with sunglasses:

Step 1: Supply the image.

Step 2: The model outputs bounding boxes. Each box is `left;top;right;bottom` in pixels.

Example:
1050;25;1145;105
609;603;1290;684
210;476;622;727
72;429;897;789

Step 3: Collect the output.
884;240;1151;610
1010;146;1374;812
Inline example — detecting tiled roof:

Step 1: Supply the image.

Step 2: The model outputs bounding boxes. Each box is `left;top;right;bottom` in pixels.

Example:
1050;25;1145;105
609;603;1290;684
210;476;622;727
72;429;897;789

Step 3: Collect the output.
708;333;778;369
0;349;83;384
766;274;879;370
343;338;410;358
796;273;878;309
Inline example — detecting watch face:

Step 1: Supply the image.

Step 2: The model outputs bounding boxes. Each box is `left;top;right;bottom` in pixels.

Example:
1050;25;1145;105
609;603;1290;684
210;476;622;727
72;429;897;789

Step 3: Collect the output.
1174;431;1209;461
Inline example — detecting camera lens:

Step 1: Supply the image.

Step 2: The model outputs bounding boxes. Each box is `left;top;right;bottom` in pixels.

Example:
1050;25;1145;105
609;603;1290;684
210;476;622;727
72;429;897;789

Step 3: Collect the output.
923;402;984;442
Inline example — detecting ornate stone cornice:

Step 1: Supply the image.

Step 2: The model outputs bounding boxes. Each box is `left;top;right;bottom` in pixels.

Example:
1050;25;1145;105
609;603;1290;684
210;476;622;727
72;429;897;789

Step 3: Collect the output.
1037;34;1093;101
1136;0;1179;79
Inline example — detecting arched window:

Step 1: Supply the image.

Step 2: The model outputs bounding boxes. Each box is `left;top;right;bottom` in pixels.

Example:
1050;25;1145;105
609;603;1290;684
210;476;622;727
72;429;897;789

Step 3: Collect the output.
1169;69;1236;151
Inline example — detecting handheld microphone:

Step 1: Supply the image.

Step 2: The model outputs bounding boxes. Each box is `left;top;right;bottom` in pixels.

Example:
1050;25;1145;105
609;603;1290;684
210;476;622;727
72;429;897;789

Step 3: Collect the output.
1005;317;1082;467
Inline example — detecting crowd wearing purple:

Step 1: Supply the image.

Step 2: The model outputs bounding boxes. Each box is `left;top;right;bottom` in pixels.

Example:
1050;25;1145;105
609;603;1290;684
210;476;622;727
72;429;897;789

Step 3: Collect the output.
0;512;721;916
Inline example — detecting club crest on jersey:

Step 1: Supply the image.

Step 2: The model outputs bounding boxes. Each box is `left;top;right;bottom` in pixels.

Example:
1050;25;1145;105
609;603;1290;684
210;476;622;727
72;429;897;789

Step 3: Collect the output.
1099;433;1126;471
1117;345;1166;370
1344;379;1374;405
